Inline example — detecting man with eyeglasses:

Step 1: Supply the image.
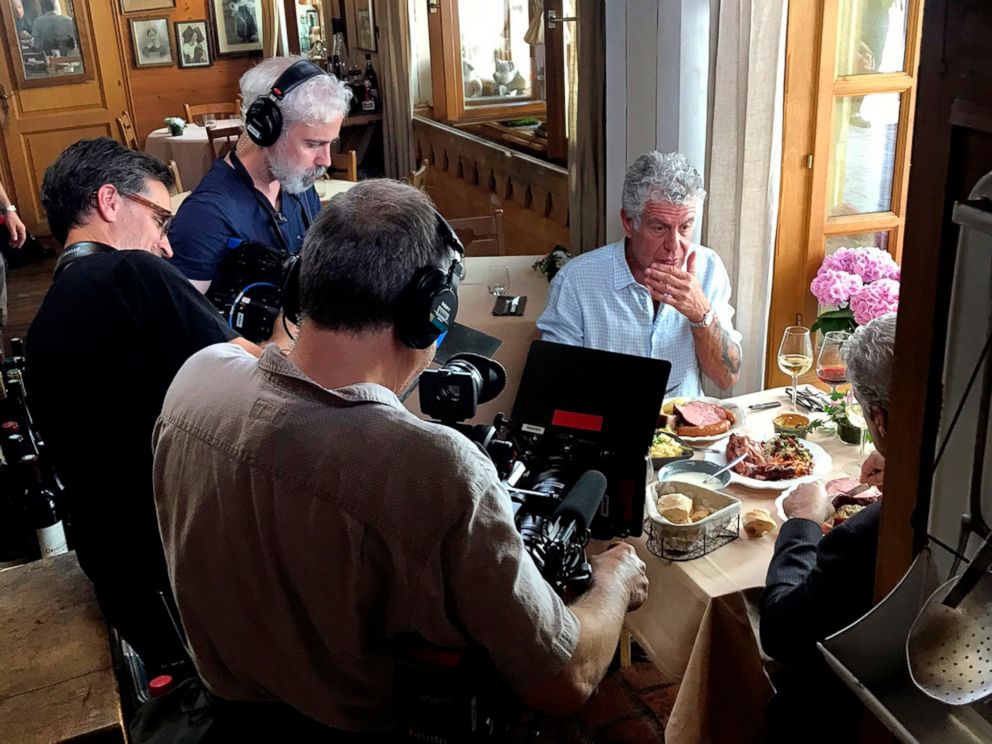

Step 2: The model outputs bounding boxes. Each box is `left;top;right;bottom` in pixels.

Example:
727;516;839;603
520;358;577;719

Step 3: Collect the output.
26;137;259;675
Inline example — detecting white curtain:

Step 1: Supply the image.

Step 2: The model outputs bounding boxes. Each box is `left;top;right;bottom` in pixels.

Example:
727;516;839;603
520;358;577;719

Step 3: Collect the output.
380;0;414;179
702;0;788;396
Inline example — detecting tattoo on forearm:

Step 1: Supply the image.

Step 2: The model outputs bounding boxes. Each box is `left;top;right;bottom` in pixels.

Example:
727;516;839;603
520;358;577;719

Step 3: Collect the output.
720;330;742;374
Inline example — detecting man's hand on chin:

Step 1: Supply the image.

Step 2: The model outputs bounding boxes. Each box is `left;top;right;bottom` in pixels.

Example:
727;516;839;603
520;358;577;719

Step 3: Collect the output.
643;252;709;323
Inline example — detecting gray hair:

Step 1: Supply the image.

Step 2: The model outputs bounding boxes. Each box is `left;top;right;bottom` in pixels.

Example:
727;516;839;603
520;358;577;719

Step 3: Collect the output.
298;179;451;333
843;312;897;410
239;56;351;136
621;151;706;228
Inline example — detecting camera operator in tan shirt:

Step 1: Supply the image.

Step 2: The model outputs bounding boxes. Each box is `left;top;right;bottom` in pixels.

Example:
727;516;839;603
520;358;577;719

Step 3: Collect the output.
152;180;648;736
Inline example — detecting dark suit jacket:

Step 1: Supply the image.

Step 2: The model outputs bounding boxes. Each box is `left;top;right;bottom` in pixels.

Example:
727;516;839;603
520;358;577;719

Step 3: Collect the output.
760;502;881;665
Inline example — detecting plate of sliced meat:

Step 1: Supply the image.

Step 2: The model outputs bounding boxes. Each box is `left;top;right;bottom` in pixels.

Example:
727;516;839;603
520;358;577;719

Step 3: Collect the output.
775;477;882;529
718;433;832;490
659;397;747;443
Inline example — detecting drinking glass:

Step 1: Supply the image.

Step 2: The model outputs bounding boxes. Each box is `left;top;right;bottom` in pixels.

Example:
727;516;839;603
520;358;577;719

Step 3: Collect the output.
202;113;216;128
816;330;851;395
845;399;869;457
486;266;510;296
777;326;813;412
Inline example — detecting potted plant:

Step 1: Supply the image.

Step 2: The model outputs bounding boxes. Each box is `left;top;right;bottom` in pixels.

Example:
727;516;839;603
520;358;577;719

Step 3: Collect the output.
164;116;186;137
532;245;571;282
808;390;867;445
810;247;900;334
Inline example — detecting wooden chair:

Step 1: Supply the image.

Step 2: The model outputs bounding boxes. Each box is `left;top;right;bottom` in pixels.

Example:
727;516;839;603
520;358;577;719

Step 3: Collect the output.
166;160;184;195
448;210;507;257
183;101;239;125
328;150;357;182
116;111;138;150
408;159;429;190
207;124;243;160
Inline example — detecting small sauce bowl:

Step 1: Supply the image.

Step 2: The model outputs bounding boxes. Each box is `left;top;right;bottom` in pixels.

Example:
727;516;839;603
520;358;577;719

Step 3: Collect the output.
773;413;810;439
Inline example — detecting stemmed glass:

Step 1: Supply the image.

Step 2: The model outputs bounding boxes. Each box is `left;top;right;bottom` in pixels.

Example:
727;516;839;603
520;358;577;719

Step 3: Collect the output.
486;266;510;297
778;326;813;412
845;397;869;457
816;330;851;396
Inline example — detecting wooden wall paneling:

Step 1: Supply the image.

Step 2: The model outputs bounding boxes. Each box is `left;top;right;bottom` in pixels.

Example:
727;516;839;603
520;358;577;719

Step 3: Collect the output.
114;0;255;141
876;0;992;601
413;116;569;256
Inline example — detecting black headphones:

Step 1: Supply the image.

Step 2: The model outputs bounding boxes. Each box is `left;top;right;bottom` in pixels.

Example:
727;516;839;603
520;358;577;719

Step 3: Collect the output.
245;60;327;147
280;211;465;349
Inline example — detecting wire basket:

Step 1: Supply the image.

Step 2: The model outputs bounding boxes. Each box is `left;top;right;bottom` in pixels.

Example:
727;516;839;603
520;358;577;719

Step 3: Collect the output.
644;481;741;561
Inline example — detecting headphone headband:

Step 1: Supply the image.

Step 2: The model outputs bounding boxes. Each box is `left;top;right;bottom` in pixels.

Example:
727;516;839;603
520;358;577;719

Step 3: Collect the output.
268;60;326;101
245;60;328;147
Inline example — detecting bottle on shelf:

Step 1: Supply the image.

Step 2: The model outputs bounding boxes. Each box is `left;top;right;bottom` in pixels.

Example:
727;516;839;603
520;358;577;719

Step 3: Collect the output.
22;454;68;559
362;53;380;113
329;32;346;82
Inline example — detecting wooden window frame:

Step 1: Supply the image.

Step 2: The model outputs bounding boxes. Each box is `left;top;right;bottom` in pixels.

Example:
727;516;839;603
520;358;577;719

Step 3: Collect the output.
425;0;567;163
766;0;926;387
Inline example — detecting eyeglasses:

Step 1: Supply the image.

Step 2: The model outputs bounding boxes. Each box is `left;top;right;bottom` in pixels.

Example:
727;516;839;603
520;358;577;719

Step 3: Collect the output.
122;191;173;237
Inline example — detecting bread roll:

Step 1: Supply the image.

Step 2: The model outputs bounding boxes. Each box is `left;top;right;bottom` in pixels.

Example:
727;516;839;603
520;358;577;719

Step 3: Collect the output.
658;492;693;524
743;508;776;538
690;506;714;523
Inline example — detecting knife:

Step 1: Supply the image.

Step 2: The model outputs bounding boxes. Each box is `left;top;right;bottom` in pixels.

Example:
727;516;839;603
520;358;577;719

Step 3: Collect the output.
748;401;782;411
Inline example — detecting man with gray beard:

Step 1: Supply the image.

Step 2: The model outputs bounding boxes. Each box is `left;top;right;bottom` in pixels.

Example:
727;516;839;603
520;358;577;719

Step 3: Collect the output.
168;55;351;294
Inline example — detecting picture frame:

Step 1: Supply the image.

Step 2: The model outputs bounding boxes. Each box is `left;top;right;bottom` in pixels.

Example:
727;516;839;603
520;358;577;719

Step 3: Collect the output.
175;20;212;68
120;0;176;13
209;0;264;57
130;16;174;69
355;0;376;52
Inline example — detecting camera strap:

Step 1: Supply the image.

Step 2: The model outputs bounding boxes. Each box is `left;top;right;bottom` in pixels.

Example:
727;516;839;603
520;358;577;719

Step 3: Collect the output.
53;241;115;281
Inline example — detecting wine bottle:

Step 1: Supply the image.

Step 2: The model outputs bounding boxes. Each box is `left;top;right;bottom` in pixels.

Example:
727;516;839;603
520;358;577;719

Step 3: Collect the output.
362;53;379;112
22;454;68;558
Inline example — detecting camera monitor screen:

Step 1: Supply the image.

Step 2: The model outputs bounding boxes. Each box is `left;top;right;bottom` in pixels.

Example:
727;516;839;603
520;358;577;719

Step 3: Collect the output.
511;340;671;455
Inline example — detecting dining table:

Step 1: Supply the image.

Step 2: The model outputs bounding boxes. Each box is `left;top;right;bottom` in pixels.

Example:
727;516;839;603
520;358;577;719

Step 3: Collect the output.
144;119;243;191
619;388;873;744
168;177;357;215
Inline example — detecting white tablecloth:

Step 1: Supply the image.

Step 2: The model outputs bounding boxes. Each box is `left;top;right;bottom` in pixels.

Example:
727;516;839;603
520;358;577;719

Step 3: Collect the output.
144;119;242;191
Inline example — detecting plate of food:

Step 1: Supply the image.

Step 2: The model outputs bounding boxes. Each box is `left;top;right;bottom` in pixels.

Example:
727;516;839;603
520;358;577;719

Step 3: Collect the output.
659;397;747;443
716;433;832;490
775;477;882;531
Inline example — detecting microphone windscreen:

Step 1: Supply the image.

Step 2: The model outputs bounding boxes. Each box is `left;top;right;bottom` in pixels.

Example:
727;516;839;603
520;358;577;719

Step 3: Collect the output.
553;470;607;533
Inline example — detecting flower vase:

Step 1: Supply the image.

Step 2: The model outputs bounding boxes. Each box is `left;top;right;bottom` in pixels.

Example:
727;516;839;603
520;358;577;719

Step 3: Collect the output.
837;417;863;445
168;124;185;137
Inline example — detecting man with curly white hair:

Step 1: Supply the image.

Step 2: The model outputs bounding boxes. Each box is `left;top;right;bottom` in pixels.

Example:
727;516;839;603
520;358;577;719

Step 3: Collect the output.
169;55;351;292
537;151;742;396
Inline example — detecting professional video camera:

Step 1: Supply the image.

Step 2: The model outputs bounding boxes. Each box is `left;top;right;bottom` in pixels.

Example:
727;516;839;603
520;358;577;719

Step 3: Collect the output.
205;239;286;343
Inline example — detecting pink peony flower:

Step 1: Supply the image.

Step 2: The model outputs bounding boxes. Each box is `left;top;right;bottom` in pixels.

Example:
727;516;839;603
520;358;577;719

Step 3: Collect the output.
849;278;899;325
811;269;864;307
820;247;899;283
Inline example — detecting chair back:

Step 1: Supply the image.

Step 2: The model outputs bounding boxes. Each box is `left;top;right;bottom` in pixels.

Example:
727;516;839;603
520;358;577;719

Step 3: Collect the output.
328;150;357;182
408;159;429;190
166;160;184;195
207;125;243;160
183;101;239;125
116;111;139;150
447;210;507;257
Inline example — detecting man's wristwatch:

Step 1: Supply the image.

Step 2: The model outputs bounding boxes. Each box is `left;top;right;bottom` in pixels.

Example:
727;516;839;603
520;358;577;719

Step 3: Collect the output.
2;205;15;214
689;309;714;329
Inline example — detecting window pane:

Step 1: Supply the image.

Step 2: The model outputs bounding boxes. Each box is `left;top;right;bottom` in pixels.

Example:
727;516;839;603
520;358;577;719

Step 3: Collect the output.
835;0;909;77
458;0;543;107
14;0;86;79
825;230;891;258
827;93;900;217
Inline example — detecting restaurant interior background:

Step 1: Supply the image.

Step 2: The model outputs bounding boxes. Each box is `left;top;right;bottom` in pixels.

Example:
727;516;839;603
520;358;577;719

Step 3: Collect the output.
1;1;991;742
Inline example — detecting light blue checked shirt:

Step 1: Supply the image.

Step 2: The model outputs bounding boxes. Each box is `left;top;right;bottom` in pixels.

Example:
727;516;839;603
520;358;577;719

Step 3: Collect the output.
536;241;742;398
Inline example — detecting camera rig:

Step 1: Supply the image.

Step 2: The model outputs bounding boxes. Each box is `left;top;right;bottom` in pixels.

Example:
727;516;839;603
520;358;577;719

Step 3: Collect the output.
205;238;286;343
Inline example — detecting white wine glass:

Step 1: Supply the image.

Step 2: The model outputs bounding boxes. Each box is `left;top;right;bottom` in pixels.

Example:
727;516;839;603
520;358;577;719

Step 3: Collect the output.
486;266;510;297
778;326;813;412
845;399;869;457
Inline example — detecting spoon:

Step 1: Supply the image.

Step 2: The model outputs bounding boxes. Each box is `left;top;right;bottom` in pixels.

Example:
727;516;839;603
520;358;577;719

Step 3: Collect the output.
702;452;748;484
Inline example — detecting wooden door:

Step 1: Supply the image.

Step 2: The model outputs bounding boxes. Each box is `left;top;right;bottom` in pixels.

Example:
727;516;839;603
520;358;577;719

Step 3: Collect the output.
0;1;128;237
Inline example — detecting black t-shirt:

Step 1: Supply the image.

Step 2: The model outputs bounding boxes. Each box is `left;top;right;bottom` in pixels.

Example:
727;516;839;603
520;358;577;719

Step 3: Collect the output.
26;250;237;592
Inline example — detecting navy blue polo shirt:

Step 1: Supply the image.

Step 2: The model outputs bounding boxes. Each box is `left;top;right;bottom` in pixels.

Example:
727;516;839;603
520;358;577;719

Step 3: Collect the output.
168;158;321;282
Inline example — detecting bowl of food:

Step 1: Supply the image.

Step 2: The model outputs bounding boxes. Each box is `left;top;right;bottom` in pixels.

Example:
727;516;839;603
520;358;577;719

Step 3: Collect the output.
773;412;810;439
650;430;693;469
656;458;732;489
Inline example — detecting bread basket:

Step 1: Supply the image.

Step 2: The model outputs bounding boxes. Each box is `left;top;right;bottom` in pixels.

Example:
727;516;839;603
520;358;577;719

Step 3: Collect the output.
644;481;741;561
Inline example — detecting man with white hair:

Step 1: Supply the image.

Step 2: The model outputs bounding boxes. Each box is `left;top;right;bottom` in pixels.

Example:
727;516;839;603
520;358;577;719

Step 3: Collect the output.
537;151;742;396
168;56;351;292
760;312;895;742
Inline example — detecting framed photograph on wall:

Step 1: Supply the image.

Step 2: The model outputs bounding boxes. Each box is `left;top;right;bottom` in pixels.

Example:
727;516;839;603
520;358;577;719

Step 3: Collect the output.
130;17;174;68
120;0;176;12
209;0;264;57
354;0;376;52
175;20;211;68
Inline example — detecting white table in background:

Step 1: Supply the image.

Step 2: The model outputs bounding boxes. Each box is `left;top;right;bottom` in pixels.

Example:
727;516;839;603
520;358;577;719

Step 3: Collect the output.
144;119;242;191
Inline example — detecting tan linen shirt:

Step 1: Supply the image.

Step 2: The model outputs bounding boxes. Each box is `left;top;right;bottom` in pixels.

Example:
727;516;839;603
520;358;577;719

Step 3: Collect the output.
152;344;579;731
